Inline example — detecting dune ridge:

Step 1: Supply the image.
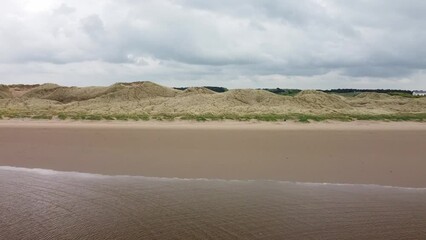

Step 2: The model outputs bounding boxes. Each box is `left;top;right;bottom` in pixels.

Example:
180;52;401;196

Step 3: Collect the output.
0;81;425;121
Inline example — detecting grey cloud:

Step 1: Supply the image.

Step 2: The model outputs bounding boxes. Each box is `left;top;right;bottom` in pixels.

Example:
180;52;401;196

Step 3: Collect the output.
342;66;414;78
80;14;105;39
0;0;425;89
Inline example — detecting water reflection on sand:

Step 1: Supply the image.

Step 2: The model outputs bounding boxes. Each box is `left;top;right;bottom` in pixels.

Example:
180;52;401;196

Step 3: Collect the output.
1;167;426;240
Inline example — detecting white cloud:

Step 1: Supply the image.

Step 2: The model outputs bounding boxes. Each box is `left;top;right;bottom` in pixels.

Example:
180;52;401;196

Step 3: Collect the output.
0;0;425;89
53;3;75;15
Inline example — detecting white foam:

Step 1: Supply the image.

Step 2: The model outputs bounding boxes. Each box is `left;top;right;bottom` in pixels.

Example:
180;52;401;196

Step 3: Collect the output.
288;180;426;191
1;166;425;191
0;166;109;179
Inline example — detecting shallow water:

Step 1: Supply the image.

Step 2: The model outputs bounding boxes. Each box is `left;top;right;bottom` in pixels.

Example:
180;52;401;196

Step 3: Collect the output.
1;167;426;240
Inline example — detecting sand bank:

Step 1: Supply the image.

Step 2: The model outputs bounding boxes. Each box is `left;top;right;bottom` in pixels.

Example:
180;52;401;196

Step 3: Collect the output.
1;120;425;187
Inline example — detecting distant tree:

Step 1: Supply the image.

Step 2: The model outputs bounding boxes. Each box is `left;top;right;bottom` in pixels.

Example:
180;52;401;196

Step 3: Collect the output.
174;86;228;93
261;88;301;96
174;87;188;91
322;89;413;94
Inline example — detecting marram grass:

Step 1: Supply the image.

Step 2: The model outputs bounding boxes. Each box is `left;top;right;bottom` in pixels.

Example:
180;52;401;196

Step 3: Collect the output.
1;110;425;123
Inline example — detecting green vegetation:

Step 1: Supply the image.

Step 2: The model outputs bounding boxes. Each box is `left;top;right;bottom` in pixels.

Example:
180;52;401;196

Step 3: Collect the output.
31;114;53;120
60;113;151;121
323;88;413;94
387;92;422;98
0;111;425;123
174;86;228;93
261;88;302;96
0;109;425;123
57;113;68;120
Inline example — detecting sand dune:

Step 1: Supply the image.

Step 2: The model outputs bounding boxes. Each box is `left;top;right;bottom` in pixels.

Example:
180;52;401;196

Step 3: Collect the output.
293;90;351;109
0;85;12;99
0;81;425;120
181;87;216;95
99;82;180;101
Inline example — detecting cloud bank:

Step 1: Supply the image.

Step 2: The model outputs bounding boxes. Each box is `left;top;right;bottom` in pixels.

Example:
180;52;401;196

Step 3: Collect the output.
0;0;425;89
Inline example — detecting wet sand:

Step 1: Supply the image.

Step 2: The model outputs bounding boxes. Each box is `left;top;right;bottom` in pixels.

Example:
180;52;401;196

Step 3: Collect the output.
2;121;426;239
1;120;426;187
1;167;426;240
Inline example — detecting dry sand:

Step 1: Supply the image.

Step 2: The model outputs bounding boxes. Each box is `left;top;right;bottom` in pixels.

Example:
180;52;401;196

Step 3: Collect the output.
1;120;425;187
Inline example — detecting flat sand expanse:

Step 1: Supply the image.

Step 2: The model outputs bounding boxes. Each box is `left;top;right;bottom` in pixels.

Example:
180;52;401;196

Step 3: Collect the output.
2;167;426;240
1;120;426;187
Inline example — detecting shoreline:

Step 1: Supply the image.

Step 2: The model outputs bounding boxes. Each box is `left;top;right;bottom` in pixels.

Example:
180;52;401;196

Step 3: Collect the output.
1;118;426;130
2;166;425;190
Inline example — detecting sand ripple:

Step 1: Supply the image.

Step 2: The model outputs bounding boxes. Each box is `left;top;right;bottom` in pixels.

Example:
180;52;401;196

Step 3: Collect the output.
1;167;426;240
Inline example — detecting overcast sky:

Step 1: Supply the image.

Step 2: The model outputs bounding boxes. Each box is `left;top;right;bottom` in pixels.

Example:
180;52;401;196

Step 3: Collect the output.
0;0;425;89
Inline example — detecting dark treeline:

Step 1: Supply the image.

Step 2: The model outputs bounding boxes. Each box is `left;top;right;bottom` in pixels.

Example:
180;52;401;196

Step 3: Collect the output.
174;87;187;91
260;88;302;96
323;89;413;94
174;86;228;93
175;87;415;96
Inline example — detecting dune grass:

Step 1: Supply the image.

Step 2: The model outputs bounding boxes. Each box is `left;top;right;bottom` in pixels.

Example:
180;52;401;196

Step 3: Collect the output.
1;110;426;123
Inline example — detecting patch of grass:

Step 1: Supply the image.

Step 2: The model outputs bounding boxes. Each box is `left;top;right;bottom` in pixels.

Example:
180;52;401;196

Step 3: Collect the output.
221;114;239;121
102;115;115;121
57;113;68;120
3;112;31;119
31;114;53;120
199;113;224;121
2;111;426;123
127;114;150;121
114;114;129;121
139;114;151;121
51;113;152;121
70;113;84;120
152;114;176;121
84;114;103;121
297;115;310;123
180;113;226;121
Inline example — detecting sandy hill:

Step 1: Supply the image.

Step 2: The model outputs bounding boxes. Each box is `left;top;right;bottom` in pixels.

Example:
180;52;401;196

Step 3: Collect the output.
354;92;394;100
21;83;60;98
0;81;425;120
347;92;426;113
98;81;180;101
181;87;216;96
293;90;351;109
15;81;179;103
223;89;284;105
0;85;11;99
21;84;113;103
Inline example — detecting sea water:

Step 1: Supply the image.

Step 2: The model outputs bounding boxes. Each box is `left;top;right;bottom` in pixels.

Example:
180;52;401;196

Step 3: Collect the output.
1;166;426;240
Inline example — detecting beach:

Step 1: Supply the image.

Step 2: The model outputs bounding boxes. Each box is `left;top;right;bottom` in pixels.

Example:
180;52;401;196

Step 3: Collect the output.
2;1;426;239
1;120;425;187
1;120;426;239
